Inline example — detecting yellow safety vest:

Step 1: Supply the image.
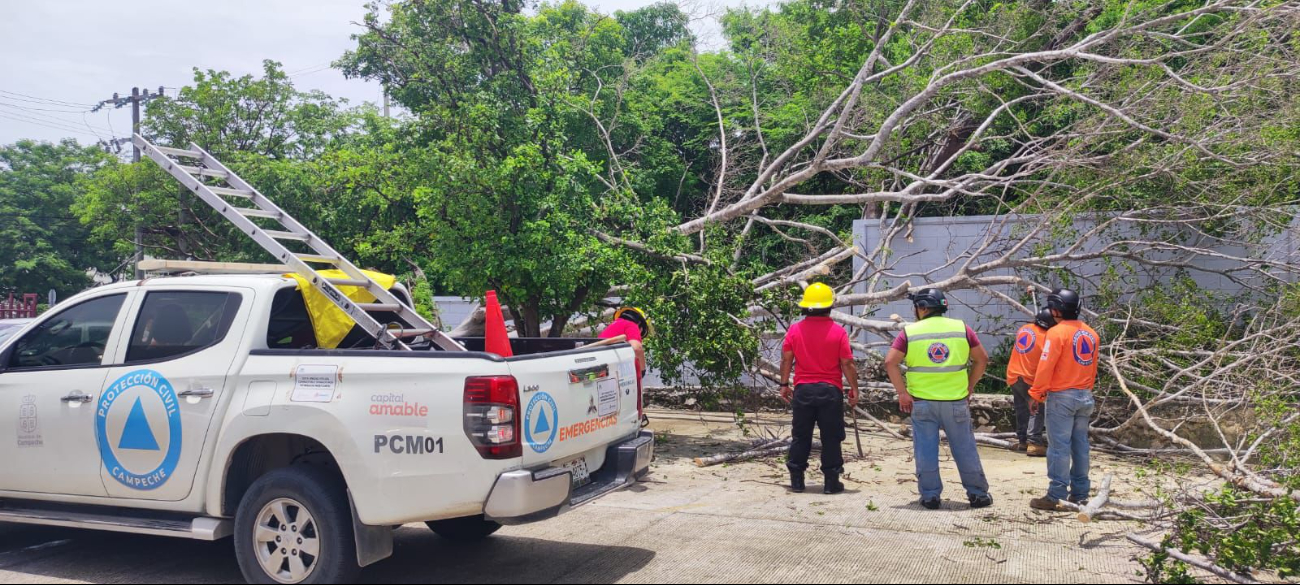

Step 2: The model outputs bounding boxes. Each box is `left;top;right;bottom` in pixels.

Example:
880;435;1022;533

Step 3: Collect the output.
903;316;972;401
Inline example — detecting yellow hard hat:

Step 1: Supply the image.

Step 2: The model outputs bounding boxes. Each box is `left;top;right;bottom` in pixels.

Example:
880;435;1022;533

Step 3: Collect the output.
614;306;653;336
798;282;834;309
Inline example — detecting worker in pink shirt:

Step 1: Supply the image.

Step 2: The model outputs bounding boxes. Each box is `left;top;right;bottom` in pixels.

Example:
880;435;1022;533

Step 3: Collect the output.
600;307;652;425
779;283;859;495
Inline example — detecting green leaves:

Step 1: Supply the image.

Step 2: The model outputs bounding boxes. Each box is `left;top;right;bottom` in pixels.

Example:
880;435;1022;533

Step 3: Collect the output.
144;61;358;160
1149;487;1300;581
0;140;114;296
339;0;700;336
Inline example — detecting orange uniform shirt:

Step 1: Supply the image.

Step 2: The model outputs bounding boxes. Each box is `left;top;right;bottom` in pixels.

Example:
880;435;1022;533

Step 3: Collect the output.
1006;323;1049;386
1029;320;1100;402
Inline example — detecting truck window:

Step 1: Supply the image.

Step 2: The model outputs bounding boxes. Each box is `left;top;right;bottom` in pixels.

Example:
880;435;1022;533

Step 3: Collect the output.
125;291;242;363
9;294;127;369
264;285;412;350
267;287;317;349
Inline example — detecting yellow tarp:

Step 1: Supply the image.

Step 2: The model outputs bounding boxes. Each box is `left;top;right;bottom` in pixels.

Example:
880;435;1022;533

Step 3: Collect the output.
285;269;398;349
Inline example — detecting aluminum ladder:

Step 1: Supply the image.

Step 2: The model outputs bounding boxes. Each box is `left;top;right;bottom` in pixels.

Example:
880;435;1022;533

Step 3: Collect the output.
133;134;465;351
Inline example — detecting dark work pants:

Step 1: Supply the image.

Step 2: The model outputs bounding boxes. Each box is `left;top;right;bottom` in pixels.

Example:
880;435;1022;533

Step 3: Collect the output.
787;383;846;475
1011;378;1046;445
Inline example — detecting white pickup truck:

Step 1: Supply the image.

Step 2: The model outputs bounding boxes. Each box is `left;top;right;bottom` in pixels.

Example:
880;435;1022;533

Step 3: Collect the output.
0;274;652;584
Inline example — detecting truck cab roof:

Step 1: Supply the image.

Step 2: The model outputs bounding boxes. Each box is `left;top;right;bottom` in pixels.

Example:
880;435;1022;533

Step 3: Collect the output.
95;273;412;299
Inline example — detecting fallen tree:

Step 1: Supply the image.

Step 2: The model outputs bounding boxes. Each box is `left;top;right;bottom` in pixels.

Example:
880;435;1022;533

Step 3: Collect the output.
594;3;1300;580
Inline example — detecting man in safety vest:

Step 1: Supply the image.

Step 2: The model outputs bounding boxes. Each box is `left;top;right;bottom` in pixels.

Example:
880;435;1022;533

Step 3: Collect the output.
1008;308;1057;456
1029;289;1101;511
883;288;993;510
779;282;859;495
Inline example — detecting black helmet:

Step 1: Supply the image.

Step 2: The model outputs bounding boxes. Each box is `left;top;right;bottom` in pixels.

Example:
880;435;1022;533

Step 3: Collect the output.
1047;288;1082;319
908;288;948;314
1035;307;1057;330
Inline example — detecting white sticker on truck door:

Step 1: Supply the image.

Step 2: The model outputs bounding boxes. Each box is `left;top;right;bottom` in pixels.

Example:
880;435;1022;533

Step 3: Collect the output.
292;365;338;403
618;360;637;396
597;379;619;417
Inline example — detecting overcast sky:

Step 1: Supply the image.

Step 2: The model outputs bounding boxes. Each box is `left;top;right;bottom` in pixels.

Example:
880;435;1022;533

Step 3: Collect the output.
0;0;746;147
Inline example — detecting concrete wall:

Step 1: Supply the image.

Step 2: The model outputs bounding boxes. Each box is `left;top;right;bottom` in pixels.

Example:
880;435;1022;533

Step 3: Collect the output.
853;212;1299;351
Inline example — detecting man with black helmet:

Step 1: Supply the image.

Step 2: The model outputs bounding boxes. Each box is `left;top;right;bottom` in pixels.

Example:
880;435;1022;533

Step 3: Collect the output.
883;288;993;510
1007;308;1057;456
1029;288;1101;511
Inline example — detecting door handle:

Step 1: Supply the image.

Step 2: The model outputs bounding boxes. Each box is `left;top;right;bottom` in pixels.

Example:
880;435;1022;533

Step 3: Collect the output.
178;388;215;399
60;391;93;404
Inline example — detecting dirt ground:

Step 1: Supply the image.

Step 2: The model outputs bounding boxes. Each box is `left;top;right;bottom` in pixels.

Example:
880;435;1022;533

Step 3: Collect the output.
0;408;1171;584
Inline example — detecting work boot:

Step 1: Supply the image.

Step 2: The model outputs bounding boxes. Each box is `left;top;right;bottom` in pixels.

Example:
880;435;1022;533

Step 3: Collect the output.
823;471;845;495
1027;443;1048;457
790;470;805;493
921;498;942;510
969;494;994;509
1030;496;1063;511
1067;495;1089;506
1009;442;1028;453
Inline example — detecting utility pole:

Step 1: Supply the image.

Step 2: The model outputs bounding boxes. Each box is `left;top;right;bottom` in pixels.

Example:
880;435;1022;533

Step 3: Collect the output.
94;86;164;279
383;88;390;118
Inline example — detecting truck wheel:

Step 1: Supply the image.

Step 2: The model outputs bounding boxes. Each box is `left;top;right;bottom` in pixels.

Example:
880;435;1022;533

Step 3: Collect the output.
425;515;502;542
234;466;359;584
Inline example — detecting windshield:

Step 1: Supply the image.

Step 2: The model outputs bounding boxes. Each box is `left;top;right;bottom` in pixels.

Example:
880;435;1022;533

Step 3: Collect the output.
0;323;25;344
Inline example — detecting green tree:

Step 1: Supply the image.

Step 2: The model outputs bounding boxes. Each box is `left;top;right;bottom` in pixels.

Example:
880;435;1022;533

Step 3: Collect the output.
339;0;692;336
75;61;375;270
0;140;113;297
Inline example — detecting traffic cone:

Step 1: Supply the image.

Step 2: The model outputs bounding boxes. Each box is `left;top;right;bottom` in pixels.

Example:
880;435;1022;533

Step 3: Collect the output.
484;290;513;357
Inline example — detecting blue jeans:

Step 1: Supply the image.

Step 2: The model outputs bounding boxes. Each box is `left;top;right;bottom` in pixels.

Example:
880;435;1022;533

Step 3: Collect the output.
1046;389;1095;501
911;399;990;500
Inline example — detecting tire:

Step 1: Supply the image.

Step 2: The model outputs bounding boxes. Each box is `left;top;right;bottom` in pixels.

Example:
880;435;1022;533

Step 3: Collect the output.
425;515;502;542
234;466;360;584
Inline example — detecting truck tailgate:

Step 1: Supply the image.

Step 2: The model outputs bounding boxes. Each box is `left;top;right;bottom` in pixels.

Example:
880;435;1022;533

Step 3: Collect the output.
510;345;640;471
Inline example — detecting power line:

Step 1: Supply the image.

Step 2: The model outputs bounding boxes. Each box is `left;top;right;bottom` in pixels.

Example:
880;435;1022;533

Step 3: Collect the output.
0;102;114;134
0;97;90;114
286;62;333;76
0;90;97;108
0;112;103;138
82;111;107;142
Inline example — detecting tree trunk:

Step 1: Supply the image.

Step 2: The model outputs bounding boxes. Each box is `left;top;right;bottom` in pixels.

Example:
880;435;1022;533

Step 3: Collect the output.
518;301;542;338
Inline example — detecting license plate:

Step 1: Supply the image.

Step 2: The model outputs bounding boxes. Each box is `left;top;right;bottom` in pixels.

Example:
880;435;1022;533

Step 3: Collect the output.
564;457;591;489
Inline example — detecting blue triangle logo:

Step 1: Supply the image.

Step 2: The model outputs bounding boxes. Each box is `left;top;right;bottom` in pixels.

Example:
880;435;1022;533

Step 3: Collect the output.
534;410;550;435
1080;338;1093;355
117;397;160;451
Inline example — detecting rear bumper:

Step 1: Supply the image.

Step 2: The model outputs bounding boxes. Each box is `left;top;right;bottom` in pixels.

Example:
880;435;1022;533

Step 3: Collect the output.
484;430;654;525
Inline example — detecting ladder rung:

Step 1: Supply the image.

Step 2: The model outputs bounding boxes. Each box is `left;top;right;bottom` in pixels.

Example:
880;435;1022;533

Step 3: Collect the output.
234;207;281;219
391;328;433;338
266;230;310;242
155;146;203;159
326;278;370;287
136;135;469;353
209;186;254;199
178;165;229;180
295;254;340;264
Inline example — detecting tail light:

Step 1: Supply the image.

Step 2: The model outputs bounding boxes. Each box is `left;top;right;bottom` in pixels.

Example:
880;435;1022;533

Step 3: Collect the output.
464;376;522;459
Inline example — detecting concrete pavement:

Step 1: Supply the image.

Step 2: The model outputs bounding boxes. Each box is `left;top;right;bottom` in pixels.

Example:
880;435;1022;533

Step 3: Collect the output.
0;411;1155;583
